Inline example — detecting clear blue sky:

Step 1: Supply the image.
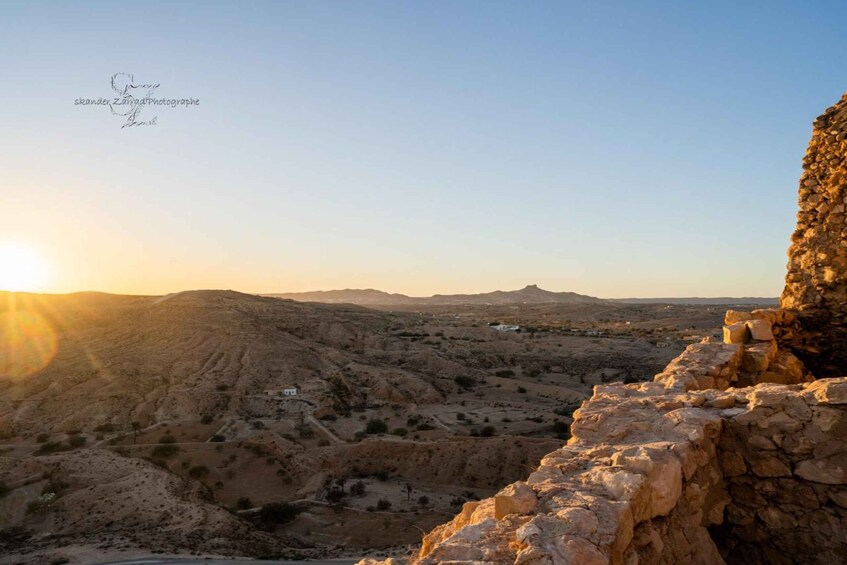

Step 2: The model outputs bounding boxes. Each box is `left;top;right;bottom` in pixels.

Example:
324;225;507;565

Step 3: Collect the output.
1;0;844;297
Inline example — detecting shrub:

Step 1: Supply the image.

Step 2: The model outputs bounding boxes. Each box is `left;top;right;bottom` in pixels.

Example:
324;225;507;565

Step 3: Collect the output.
417;495;429;506
415;423;435;431
480;426;496;437
258;502;301;524
210;434;225;442
317;438;330;446
151;444;179;458
517;386;527;393
376;499;392;511
216;384;229;391
0;481;9;498
391;427;408;437
456;412;466;421
350;480;366;496
553;406;574;417
36;433;49;443
236;497;253;510
68;435;86;448
200;414;214;425
94;423;114;433
495;369;515;377
454;375;476;390
188;465;209;479
552;421;569;434
158;434;176;444
365;419;388;434
326;489;345;503
36;441;69;455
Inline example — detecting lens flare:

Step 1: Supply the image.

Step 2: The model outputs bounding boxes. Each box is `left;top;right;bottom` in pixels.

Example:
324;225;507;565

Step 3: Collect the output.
0;311;58;379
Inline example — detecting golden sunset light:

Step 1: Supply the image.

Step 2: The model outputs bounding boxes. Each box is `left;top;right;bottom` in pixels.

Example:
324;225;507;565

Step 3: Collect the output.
0;242;49;292
4;3;847;563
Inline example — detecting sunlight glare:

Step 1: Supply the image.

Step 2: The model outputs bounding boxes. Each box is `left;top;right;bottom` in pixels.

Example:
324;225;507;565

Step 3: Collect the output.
0;243;48;292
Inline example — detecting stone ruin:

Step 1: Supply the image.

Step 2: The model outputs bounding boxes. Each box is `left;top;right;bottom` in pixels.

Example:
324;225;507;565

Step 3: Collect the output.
782;92;847;377
357;93;847;564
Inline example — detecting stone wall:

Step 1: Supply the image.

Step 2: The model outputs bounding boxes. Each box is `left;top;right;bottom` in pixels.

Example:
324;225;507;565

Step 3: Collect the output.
782;92;847;376
358;312;847;565
715;380;847;564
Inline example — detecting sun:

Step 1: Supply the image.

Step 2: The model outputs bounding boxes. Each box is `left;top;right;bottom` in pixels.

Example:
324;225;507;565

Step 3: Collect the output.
0;243;49;292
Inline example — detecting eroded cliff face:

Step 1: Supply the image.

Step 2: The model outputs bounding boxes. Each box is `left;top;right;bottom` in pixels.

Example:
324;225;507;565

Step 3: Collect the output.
782;92;847;376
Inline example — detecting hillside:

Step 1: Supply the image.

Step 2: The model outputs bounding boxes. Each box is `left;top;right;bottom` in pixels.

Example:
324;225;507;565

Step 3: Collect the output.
0;288;696;562
0;290;453;432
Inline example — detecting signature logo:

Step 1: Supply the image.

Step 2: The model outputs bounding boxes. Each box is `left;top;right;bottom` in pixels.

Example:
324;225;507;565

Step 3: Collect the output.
74;73;200;129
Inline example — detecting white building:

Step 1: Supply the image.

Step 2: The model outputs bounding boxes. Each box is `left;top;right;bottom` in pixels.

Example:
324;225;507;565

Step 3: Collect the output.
264;388;298;398
491;324;520;332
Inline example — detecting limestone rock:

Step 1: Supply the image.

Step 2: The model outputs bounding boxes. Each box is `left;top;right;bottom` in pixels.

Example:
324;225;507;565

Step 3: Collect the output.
724;322;750;344
746;319;775;342
726;310;754;324
494;482;537;519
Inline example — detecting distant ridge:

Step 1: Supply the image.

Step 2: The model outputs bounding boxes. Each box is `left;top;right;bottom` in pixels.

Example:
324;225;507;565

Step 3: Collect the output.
265;284;603;306
265;286;779;307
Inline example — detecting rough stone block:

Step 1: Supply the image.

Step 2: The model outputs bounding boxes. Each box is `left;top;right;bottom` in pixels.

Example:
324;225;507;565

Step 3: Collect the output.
795;457;847;484
493;482;537;519
726;310;754;324
723;322;749;344
746;319;775;341
742;341;777;373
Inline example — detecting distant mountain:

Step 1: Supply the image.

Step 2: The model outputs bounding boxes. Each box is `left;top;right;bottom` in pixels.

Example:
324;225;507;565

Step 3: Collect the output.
610;297;779;306
266;284;603;306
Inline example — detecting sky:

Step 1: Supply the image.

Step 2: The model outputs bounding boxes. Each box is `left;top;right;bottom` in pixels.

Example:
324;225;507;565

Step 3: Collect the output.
1;0;845;298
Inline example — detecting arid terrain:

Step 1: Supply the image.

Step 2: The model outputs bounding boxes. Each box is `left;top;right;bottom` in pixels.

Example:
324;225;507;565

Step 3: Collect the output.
0;289;762;563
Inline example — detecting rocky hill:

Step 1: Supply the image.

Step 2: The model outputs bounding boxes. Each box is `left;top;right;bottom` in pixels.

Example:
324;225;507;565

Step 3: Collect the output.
0;290;452;432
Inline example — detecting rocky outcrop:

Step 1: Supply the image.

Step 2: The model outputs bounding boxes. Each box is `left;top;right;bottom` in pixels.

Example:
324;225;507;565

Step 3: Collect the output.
357;334;845;565
782;93;847;376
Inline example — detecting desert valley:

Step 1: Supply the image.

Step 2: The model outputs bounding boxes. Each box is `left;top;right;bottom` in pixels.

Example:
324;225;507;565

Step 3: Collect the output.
0;287;758;563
